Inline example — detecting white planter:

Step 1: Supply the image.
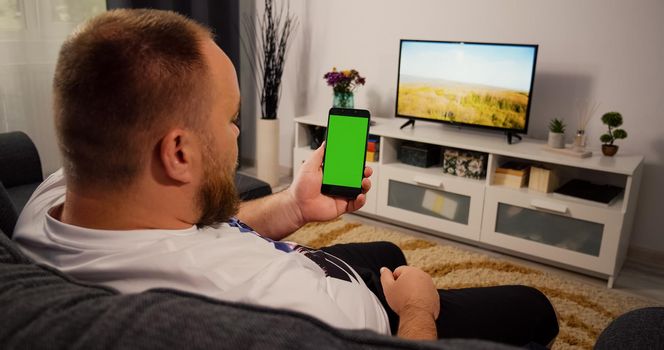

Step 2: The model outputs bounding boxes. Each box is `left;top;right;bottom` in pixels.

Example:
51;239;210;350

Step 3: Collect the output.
256;118;280;187
548;132;565;149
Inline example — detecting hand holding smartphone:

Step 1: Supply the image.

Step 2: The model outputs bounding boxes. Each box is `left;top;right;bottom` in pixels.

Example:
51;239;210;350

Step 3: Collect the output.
321;108;371;199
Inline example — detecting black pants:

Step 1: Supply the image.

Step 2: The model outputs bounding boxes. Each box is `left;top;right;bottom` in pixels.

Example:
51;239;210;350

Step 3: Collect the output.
321;241;559;347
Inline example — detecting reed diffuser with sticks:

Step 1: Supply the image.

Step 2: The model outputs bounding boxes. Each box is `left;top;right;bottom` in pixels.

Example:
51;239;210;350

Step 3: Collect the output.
573;99;599;151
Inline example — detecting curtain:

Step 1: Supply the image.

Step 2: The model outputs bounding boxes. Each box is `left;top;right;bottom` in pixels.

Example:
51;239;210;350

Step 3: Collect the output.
0;0;105;175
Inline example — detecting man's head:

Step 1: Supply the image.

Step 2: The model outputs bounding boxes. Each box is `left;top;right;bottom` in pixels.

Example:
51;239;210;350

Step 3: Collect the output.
53;9;240;227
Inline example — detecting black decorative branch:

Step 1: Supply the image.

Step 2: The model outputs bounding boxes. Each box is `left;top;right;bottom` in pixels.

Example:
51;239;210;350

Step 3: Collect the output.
242;0;298;119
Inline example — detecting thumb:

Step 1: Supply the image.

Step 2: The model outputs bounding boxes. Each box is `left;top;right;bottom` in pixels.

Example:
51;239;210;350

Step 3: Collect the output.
302;141;325;172
380;267;394;288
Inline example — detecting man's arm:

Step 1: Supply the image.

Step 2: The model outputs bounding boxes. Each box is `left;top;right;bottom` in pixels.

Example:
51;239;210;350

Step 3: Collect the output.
396;305;438;340
380;266;440;340
237;143;372;240
236;190;302;239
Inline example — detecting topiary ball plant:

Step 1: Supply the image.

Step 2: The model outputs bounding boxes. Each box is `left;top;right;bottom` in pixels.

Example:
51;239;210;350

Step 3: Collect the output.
600;111;627;156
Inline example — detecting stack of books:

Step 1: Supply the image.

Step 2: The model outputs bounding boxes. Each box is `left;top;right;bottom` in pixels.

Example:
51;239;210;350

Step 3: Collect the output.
366;136;380;162
494;161;530;188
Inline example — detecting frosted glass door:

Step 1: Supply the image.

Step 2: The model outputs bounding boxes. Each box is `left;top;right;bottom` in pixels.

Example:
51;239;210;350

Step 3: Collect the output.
376;165;484;240
495;203;603;256
387;180;471;224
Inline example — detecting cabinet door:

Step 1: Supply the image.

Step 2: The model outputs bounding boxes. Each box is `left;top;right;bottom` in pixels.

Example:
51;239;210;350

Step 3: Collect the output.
481;186;622;275
376;164;484;240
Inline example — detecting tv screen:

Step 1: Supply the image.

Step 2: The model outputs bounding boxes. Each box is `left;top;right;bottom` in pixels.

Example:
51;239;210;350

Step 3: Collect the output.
396;40;538;134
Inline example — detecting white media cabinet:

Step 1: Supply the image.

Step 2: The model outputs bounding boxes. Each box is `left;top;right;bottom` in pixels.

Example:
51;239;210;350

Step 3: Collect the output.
293;115;643;288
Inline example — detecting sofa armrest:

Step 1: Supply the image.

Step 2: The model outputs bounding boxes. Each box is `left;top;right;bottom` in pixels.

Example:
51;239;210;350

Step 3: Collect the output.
0;131;43;188
235;173;272;201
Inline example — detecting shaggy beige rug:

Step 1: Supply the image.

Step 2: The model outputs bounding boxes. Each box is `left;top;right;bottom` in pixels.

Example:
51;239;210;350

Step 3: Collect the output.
285;217;659;350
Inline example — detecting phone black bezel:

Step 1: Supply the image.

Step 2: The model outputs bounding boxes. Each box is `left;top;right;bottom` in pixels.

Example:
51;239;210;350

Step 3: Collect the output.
321;107;371;199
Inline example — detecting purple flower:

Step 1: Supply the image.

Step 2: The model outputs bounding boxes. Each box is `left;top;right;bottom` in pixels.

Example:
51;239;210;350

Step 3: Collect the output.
323;67;366;93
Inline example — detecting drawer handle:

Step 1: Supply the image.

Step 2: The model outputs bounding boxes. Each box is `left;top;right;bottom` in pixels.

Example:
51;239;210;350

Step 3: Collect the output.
530;199;568;214
414;175;443;188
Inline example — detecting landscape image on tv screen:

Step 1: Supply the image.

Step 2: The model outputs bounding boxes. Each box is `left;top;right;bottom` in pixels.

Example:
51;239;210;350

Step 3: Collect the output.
397;41;537;131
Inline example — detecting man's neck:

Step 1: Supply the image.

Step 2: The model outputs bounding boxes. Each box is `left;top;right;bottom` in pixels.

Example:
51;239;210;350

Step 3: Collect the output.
57;182;196;231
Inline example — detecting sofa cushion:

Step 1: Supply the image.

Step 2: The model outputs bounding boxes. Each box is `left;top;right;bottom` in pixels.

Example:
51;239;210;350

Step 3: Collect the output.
235;173;272;201
0;232;514;349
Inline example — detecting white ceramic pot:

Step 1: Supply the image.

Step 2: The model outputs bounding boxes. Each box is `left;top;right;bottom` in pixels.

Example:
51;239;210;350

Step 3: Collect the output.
256;118;280;187
548;132;565;149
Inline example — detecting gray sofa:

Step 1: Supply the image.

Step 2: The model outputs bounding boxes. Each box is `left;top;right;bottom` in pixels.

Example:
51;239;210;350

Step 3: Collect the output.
1;225;522;349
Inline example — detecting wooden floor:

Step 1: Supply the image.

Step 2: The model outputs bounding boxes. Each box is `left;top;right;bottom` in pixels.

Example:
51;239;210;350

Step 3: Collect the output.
346;213;664;305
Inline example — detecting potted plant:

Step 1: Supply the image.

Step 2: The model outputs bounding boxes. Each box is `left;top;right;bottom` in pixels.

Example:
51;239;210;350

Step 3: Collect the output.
547;118;566;149
599;112;627;156
242;0;298;186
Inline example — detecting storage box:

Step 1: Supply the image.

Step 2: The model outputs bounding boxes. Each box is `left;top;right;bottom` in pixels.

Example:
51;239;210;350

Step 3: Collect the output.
528;166;559;193
494;162;530;188
442;148;488;179
398;142;441;168
366;151;379;162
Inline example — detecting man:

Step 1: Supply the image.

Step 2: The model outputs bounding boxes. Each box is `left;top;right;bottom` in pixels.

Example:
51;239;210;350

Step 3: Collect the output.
14;9;558;345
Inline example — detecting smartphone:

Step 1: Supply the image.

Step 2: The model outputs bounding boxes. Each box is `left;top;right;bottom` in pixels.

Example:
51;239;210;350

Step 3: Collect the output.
321;108;371;198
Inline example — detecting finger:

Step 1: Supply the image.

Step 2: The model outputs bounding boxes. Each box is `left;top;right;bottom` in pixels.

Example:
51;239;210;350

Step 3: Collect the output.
379;267;395;287
361;177;371;194
335;197;350;214
347;193;366;212
301;141;325;172
393;265;408;278
363;166;373;178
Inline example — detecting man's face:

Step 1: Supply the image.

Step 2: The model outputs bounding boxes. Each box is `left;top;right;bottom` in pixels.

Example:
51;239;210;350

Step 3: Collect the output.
195;39;241;227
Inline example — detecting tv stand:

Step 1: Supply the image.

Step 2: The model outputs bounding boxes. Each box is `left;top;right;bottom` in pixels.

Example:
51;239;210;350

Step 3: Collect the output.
293;115;643;288
399;118;415;129
506;131;522;144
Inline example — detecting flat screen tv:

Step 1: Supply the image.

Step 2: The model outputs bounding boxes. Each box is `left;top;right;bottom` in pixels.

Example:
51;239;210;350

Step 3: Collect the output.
396;40;538;141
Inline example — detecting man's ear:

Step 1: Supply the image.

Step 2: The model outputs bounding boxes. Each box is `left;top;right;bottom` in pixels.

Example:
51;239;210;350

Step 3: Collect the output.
159;128;197;184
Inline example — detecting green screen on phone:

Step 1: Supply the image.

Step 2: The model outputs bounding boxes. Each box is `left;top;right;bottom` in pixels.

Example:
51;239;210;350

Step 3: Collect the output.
322;114;369;188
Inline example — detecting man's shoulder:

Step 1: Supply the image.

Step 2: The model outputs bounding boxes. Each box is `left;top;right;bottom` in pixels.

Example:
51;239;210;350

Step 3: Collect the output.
22;168;66;212
13;169;66;237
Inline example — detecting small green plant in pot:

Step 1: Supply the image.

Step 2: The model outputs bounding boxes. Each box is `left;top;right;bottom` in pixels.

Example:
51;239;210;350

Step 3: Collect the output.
547;118;566;149
599;112;627;156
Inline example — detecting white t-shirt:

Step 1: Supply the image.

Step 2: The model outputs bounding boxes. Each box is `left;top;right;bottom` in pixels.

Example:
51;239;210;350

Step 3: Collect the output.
13;169;390;334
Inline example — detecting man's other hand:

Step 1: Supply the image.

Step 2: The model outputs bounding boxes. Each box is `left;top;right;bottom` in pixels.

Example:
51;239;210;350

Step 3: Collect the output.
288;142;372;225
380;266;440;320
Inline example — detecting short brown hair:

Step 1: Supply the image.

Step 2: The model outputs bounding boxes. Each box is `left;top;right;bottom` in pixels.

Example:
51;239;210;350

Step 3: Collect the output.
54;9;212;188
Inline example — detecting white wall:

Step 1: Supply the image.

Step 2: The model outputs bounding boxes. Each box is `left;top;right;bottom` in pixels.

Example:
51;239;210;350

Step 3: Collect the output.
265;0;664;253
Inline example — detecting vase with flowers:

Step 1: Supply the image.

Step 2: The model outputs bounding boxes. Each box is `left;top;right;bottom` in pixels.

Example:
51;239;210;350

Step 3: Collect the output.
323;68;366;108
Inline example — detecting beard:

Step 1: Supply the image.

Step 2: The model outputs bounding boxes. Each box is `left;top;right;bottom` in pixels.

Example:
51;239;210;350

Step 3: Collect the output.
195;140;239;228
